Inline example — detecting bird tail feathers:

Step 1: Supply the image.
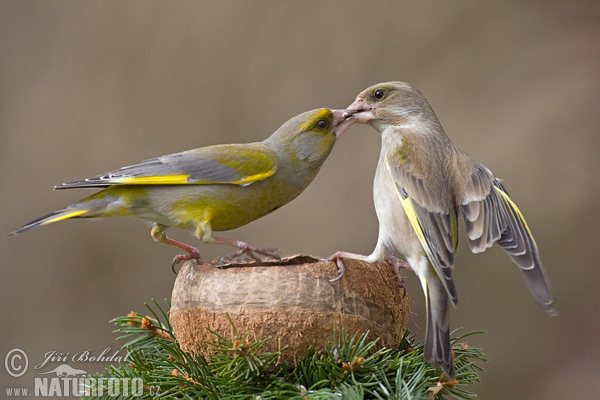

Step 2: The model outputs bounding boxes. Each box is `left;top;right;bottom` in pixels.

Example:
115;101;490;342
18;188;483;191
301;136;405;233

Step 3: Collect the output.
423;275;455;378
9;209;88;236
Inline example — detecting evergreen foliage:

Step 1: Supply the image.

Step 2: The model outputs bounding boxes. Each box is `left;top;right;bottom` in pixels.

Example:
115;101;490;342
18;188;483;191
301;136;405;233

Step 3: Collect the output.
83;300;486;399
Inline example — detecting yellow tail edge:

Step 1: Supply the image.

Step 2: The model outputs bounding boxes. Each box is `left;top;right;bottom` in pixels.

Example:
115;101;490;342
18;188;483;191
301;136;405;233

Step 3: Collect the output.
8;209;88;237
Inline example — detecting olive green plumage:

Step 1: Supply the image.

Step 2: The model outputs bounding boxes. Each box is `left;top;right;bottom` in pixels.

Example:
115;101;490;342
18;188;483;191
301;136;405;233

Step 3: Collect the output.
11;108;354;266
343;81;556;377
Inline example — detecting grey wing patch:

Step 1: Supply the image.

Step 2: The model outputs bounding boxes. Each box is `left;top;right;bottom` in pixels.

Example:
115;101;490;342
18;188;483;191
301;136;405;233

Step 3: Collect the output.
459;162;501;252
158;151;251;183
460;162;532;257
54;144;276;189
55;154;240;189
459;161;556;315
387;155;458;304
155;153;245;183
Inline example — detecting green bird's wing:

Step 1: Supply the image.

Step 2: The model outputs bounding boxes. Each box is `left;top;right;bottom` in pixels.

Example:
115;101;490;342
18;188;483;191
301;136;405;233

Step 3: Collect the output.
55;143;278;189
459;160;556;315
385;152;458;304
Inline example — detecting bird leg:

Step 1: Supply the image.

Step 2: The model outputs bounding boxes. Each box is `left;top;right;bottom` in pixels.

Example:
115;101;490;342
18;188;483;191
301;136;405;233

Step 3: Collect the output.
211;237;281;265
151;223;203;273
327;251;411;286
167;240;203;273
384;254;411;295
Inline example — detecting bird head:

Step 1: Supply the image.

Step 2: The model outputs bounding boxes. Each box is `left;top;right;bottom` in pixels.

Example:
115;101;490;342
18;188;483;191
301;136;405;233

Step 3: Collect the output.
294;108;355;139
344;81;436;131
267;108;354;167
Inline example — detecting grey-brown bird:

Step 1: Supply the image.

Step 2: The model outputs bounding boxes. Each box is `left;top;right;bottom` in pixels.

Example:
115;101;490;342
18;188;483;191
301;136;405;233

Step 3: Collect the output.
331;81;557;377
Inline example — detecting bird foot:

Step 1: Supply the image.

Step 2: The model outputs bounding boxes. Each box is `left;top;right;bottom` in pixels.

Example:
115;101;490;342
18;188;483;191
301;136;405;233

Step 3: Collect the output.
215;240;281;266
327;252;347;282
172;247;203;274
384;254;410;295
326;251;369;282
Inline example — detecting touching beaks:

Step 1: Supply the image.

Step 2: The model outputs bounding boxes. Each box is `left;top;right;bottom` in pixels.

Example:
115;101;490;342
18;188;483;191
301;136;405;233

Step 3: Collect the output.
332;98;374;138
332;109;356;138
345;98;374;124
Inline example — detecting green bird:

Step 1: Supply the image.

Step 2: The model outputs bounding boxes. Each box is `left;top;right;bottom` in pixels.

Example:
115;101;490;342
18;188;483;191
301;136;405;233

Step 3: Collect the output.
331;82;557;377
11;108;354;268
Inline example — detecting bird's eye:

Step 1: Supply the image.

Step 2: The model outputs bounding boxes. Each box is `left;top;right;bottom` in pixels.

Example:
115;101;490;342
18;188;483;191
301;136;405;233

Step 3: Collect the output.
374;89;385;100
316;119;328;129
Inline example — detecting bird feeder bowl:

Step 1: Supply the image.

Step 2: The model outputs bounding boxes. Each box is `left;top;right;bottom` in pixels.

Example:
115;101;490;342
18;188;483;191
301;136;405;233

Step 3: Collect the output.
170;255;410;364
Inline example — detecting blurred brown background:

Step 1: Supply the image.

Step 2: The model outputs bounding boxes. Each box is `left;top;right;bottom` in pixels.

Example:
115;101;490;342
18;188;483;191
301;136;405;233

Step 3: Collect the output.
2;1;599;398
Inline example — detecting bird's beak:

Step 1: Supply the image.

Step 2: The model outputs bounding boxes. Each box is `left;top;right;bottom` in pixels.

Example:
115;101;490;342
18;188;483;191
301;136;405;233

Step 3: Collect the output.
345;98;374;124
332;109;356;138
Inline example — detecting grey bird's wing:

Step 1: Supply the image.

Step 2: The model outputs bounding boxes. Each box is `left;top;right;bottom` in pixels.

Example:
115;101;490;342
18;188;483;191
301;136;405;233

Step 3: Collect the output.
385;151;458;305
459;160;557;315
54;143;278;189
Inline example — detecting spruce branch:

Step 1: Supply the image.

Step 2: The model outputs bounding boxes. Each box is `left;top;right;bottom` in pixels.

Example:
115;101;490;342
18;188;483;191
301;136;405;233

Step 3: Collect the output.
83;300;486;399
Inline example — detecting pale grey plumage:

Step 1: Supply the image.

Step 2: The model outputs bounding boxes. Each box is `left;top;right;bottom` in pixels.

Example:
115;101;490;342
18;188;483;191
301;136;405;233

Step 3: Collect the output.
341;81;556;377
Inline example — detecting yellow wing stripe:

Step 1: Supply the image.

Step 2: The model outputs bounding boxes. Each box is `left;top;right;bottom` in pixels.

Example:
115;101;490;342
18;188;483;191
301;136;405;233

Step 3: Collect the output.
493;185;536;240
44;210;88;225
109;170;275;186
385;157;429;251
111;175;190;185
234;170;275;184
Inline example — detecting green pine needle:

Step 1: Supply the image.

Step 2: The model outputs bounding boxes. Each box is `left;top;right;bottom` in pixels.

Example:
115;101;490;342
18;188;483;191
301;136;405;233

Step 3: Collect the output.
82;300;486;399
